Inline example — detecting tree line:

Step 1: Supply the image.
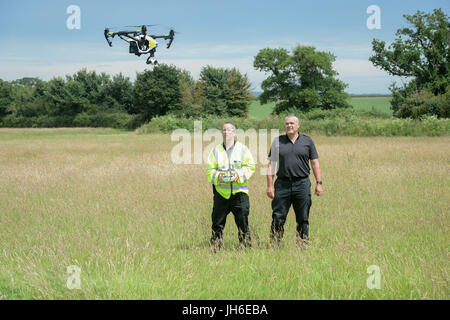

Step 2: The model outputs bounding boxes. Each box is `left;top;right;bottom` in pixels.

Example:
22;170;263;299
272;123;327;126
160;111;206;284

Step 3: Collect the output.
0;65;253;129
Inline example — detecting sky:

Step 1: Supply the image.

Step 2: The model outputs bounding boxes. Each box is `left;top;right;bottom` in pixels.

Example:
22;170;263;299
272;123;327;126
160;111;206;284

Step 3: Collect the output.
0;0;448;94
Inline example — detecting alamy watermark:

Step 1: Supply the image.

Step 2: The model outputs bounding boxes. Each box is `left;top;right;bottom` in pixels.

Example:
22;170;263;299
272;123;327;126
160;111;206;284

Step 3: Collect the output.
366;265;381;289
66;5;81;30
170;121;279;175
66;265;81;290
366;5;381;30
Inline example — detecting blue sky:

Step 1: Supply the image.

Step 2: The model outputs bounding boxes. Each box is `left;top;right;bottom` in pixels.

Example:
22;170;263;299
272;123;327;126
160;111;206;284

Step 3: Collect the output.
0;0;448;93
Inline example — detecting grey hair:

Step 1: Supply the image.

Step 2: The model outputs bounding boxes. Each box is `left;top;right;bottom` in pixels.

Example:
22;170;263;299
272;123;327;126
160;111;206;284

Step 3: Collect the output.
284;115;299;124
223;122;236;131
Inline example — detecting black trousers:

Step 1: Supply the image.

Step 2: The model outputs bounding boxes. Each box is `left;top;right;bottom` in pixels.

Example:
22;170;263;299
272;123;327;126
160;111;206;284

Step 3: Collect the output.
211;186;251;245
271;177;312;240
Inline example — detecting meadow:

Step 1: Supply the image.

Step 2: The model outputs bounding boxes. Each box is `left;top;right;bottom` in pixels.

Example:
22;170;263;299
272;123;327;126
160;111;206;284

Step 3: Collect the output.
0;128;448;299
248;96;392;119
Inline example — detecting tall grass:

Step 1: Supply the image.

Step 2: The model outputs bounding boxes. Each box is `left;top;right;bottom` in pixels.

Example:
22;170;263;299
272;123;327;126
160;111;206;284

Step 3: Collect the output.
249;97;393;119
0;128;448;299
137;113;450;136
348;97;392;116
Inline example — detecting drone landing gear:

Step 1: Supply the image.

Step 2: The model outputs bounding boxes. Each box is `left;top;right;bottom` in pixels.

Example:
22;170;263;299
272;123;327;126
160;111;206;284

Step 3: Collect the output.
145;48;158;65
146;56;158;65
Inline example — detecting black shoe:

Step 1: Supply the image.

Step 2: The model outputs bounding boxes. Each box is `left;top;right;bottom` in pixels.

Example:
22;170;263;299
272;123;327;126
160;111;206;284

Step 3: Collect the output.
296;234;309;249
239;232;252;249
270;233;282;248
210;237;223;253
239;239;252;249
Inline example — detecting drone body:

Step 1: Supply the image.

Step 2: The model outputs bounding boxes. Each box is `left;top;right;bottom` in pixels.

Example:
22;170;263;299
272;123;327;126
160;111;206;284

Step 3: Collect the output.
104;25;175;64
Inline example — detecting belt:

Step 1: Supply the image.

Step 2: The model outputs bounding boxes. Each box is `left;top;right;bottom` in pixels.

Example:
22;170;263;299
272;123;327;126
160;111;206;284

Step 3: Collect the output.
278;176;308;181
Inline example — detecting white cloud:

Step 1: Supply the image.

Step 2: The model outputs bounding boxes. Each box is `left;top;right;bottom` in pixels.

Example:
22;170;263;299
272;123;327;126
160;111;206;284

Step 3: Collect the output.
0;49;399;93
0;57;265;85
333;59;387;77
0;56;34;62
0;60;152;82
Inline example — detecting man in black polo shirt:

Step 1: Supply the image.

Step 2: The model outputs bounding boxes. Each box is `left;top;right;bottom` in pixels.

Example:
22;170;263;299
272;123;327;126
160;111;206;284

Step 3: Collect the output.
267;115;323;247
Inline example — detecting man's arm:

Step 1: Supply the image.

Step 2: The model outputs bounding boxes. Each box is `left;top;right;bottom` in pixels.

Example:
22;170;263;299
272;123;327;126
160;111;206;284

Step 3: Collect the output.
266;161;276;199
311;158;323;196
206;149;223;185
235;147;256;183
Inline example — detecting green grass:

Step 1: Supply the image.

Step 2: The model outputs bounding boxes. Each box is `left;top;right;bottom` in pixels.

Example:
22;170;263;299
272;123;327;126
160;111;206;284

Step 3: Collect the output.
349;97;392;116
249;97;393;118
248;101;277;119
0;128;448;299
0;128;126;141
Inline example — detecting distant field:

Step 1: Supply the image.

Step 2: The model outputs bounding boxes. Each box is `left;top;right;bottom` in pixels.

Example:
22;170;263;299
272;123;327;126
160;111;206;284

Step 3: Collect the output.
248;101;277;118
349;97;392;116
0;128;448;299
249;97;392;118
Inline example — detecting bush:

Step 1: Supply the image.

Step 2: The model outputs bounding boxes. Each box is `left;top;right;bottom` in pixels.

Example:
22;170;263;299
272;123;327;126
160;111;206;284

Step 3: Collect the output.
0;113;138;129
136;114;450;136
73;112;92;127
0;115;74;128
394;86;450;119
90;113;138;129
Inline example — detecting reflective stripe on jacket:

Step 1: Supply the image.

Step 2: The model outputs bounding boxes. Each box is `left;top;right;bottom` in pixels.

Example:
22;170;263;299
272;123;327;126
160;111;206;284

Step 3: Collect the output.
206;141;255;199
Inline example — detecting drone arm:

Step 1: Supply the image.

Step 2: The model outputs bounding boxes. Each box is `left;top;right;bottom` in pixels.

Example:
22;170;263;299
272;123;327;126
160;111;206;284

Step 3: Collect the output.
150;31;174;48
150;34;173;40
118;34;135;42
104;30;113;47
104;30;136;46
166;36;174;49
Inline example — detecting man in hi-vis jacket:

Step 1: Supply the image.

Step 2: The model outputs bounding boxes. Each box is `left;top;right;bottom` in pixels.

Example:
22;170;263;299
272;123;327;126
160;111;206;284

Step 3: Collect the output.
206;122;256;251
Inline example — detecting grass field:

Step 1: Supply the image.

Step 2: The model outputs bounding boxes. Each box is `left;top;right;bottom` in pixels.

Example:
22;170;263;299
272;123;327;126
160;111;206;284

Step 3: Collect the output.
249;97;392;118
0;128;448;299
348;97;392;116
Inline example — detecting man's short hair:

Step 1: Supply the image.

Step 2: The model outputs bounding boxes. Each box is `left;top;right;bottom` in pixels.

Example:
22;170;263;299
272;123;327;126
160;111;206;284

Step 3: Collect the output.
284;115;299;124
223;122;236;131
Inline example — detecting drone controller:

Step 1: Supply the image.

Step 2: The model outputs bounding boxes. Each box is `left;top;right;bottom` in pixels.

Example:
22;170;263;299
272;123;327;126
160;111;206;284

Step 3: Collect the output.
221;169;235;183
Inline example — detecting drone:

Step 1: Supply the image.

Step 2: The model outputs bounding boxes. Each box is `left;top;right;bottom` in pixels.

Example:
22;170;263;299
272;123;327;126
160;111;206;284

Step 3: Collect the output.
104;25;175;64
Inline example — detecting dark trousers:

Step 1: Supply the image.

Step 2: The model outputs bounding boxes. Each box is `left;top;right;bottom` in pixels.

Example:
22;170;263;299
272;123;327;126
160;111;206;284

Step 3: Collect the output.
271;177;312;240
211;187;251;246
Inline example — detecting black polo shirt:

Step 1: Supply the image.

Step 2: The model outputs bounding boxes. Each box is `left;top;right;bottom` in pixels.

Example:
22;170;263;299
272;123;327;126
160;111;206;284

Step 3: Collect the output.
268;133;319;178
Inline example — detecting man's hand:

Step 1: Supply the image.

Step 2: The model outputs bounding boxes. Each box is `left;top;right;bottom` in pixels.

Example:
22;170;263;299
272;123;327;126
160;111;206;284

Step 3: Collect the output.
315;183;323;196
267;185;275;199
218;172;225;183
231;171;239;182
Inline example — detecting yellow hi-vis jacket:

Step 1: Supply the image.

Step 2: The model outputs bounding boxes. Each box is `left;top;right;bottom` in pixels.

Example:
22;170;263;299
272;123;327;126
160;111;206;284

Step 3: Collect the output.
206;141;256;199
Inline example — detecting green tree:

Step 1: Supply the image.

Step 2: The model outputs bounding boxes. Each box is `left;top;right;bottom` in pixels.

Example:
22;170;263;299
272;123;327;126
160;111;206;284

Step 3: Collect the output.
223;68;252;117
9;78;39;117
0;79;13;118
67;69;112;114
167;69;204;118
254;45;349;114
43;77;85;117
133;64;183;121
199;65;252;117
104;73;133;113
370;9;449;118
42;70;127;118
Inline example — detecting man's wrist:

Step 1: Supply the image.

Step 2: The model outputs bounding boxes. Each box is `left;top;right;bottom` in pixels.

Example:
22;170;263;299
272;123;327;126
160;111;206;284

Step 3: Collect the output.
316;180;322;185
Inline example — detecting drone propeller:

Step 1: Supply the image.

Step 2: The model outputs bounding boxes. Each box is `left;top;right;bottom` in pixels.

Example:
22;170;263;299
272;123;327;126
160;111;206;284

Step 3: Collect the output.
125;24;158;28
159;24;181;34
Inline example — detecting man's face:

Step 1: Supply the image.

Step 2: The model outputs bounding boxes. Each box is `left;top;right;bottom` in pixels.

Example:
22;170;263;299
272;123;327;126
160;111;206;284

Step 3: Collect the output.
222;124;235;142
285;117;299;134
